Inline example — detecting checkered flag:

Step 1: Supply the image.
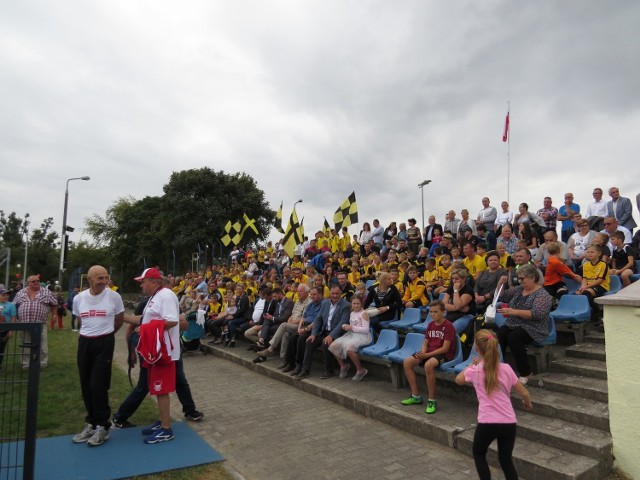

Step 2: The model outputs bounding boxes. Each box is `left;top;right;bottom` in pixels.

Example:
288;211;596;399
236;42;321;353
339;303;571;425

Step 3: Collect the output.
333;191;358;230
220;220;243;246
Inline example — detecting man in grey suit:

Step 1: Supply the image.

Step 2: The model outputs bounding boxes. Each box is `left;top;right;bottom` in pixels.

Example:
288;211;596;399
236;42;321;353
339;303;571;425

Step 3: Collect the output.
607;187;637;232
294;285;350;380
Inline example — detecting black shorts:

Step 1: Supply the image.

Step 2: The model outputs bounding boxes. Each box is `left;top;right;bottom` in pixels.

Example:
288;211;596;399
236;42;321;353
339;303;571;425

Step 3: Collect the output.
408;299;424;307
418;354;446;367
590;285;607;297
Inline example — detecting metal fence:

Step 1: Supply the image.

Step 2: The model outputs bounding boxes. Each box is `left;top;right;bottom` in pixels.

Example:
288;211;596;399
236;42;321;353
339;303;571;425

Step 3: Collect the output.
0;323;42;480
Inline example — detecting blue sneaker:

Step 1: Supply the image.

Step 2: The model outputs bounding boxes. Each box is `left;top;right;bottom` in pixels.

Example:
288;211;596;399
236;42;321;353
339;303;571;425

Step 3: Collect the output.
143;427;174;444
141;420;161;436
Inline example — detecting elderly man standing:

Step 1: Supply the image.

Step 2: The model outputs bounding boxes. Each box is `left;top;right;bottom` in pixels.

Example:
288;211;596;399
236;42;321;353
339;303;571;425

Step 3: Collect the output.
607;187;637;233
71;266;124;447
13;275;58;369
124;268;180;444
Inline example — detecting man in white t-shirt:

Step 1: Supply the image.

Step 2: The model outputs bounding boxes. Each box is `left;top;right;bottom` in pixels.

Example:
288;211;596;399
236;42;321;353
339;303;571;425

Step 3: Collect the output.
71;265;125;447
124;267;180;444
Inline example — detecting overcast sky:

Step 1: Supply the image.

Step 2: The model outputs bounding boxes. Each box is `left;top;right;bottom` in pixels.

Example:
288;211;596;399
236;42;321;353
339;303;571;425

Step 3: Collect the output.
2;0;639;246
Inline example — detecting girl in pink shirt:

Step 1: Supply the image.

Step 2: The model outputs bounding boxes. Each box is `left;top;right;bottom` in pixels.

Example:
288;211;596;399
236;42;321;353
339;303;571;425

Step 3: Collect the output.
455;329;532;480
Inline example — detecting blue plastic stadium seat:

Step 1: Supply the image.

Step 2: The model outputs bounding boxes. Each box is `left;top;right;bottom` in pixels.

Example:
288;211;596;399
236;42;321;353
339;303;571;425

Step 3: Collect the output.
531;314;557;347
604;275;622;296
437;335;464;374
357;328;376;353
378;311;399;329
550;294;591;323
411;314;432;334
387;308;421;330
564;277;581;294
360;329;399;358
453;342;505;374
365;279;376;290
451;314;474;334
386;333;424;364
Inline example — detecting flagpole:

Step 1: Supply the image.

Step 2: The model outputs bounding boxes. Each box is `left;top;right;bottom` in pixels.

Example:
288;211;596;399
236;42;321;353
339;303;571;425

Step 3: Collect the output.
506;99;511;204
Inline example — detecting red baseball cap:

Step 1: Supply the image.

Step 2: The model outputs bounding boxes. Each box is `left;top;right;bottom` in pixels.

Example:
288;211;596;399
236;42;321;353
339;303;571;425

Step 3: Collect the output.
134;268;162;281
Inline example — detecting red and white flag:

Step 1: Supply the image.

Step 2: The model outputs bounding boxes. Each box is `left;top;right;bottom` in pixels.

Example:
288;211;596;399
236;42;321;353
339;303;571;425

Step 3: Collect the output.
502;112;510;142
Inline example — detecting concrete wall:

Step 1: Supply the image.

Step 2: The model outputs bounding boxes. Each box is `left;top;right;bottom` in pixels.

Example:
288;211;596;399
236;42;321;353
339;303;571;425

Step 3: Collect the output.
597;281;640;479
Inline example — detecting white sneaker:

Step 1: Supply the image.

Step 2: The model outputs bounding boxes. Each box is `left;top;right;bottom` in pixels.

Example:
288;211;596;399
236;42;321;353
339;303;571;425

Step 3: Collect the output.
72;423;96;443
87;426;109;447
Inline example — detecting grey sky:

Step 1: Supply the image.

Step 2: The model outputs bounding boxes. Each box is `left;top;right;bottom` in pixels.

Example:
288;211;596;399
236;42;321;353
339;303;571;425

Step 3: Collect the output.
2;1;639;245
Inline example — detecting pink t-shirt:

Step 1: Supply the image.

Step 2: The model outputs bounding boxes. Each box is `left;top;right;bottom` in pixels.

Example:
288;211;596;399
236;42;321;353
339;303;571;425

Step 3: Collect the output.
464;362;519;424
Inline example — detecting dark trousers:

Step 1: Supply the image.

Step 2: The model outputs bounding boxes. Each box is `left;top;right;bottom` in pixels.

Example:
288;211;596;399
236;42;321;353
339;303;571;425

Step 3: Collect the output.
114;355;196;421
228;317;248;339
207;317;228;338
0;333;9;367
259;321;281;342
498;325;533;377
285;331;309;366
301;331;335;374
473;423;518;480
77;334;115;428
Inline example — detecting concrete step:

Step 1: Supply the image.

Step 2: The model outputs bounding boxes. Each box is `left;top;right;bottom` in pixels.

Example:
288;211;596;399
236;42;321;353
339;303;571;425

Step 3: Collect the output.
532;372;608;403
519;385;609;432
565;343;606;362
202;341;613;479
550;356;608;380
517;410;612;467
584;332;605;345
456;429;602;480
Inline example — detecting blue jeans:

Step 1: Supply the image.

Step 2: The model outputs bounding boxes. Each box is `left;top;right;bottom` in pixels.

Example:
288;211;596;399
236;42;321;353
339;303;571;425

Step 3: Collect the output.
114;355;196;421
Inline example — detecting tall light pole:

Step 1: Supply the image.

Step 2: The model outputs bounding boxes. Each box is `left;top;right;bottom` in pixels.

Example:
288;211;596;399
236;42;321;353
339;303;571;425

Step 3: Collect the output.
293;199;303;209
59;176;90;286
417;180;432;235
23;213;30;283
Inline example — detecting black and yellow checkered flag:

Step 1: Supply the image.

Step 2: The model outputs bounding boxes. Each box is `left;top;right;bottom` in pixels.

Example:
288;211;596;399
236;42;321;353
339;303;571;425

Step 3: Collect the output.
333;191;358;230
220;220;243;246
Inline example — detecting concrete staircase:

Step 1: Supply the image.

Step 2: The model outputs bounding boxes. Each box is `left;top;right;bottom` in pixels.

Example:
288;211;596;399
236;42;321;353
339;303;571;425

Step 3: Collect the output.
200;329;612;480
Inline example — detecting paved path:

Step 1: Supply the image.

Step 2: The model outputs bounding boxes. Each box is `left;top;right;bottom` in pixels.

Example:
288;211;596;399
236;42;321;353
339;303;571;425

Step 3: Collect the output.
113;332;494;480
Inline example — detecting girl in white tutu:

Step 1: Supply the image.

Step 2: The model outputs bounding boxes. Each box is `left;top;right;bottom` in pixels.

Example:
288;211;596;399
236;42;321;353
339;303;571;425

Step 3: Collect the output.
329;295;372;381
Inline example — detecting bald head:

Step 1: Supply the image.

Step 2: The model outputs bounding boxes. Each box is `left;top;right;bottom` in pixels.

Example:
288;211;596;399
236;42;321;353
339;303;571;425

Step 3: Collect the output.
87;265;109;295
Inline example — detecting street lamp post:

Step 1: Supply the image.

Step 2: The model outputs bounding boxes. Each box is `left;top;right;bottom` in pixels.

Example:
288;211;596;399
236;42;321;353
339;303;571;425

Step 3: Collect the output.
417;180;432;235
59;176;90;285
23;213;30;283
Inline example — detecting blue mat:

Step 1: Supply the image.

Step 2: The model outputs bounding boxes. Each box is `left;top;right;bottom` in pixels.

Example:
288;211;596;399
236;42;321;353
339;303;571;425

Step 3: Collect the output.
3;421;223;480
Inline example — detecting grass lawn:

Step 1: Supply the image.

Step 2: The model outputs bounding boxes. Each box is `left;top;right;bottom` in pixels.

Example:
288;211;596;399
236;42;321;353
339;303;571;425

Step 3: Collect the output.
3;324;232;480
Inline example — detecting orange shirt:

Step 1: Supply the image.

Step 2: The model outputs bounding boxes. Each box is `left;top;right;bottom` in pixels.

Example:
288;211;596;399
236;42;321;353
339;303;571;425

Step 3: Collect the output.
544;256;575;286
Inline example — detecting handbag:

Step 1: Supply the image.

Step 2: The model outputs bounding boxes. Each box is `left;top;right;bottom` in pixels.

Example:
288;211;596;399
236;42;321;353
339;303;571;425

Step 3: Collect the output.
484;284;503;325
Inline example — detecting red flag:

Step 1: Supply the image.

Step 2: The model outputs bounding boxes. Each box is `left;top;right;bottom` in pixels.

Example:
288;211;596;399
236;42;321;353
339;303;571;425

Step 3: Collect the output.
502;112;510;142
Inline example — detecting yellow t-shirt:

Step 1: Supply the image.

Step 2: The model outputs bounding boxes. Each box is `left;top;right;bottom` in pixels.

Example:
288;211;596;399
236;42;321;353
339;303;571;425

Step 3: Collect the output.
463;255;487;278
437;265;452;287
423;268;439;287
582;260;610;291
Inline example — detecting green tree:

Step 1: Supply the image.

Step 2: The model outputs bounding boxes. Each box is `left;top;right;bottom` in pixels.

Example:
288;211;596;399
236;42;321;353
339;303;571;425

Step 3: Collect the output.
160;168;273;263
85;169;274;276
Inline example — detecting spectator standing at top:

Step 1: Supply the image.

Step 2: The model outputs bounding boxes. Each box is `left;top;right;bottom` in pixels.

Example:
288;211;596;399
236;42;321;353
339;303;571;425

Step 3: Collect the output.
371;219;384;250
557;193;580;242
586;187;608;232
476;198;497;232
13;275;58;368
606;187;637;233
536;197;558;232
443;210;460;239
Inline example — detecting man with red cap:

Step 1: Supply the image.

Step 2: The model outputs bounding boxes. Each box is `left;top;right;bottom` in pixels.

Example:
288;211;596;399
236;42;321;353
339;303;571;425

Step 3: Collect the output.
124;268;180;444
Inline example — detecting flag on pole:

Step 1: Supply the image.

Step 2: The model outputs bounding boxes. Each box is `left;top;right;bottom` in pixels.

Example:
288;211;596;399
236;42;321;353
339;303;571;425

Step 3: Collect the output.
333;192;358;230
502;112;510;142
282;208;302;257
323;217;331;234
240;213;259;237
220;220;243;246
299;217;305;241
274;201;285;234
